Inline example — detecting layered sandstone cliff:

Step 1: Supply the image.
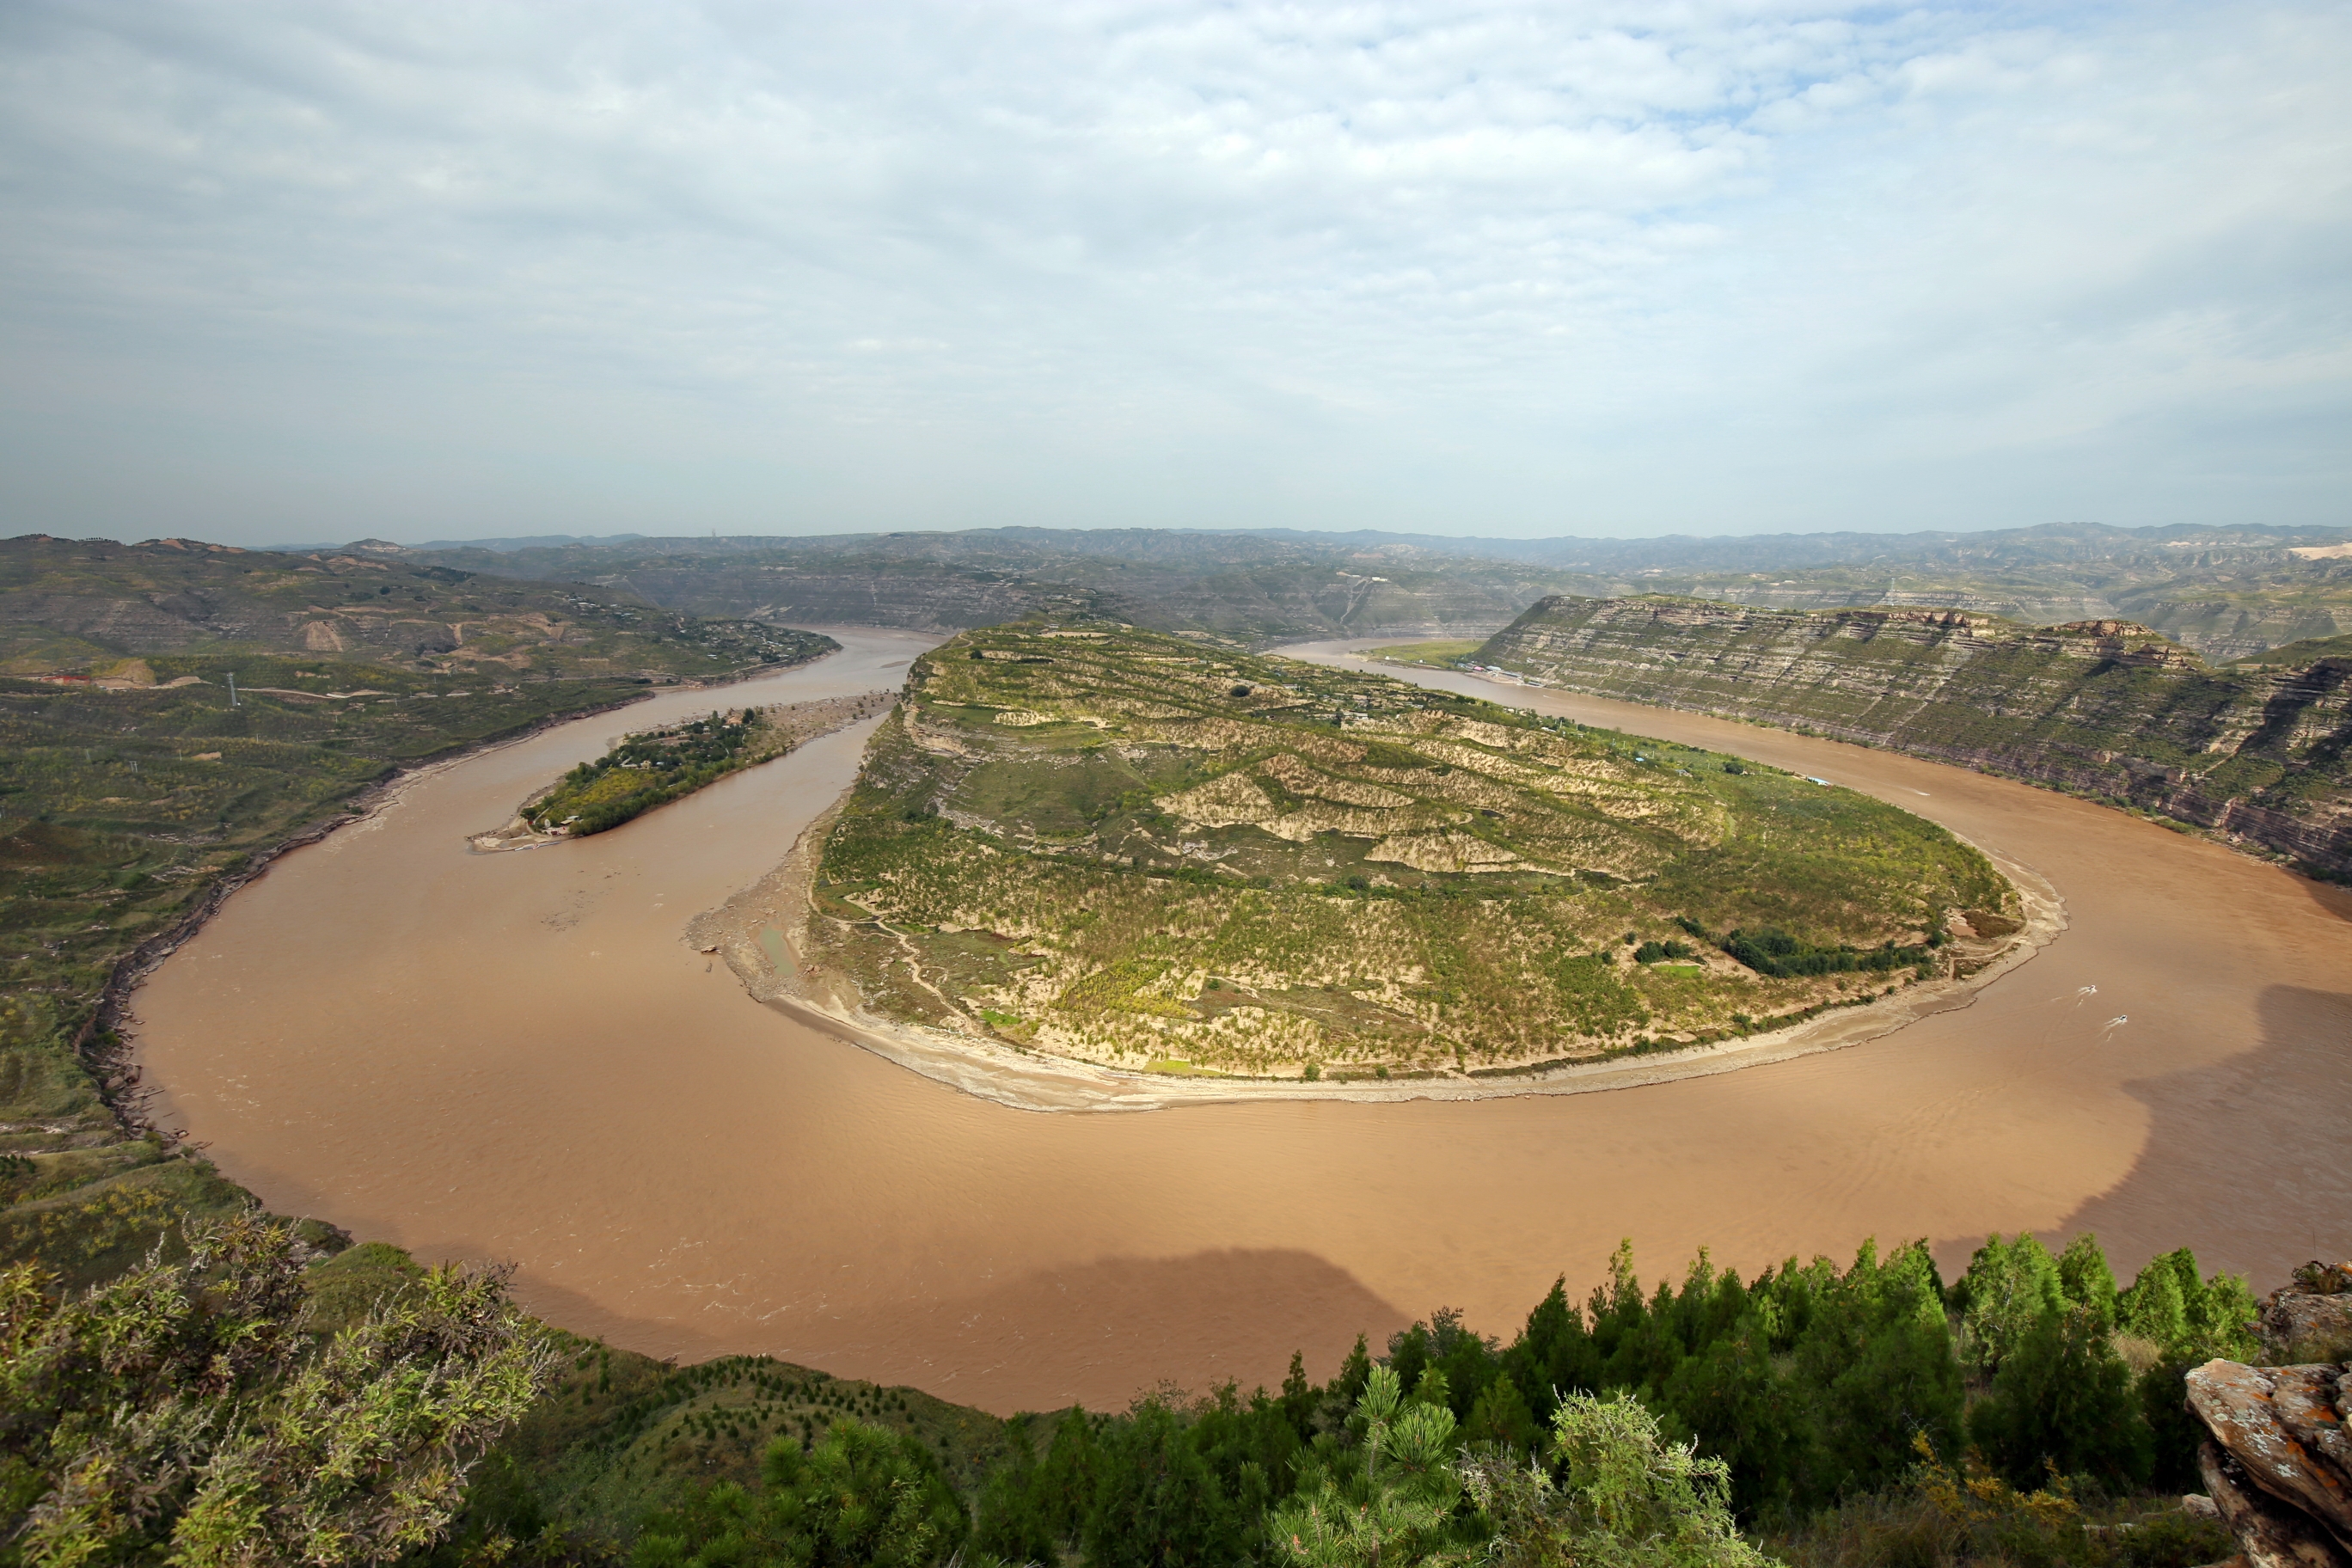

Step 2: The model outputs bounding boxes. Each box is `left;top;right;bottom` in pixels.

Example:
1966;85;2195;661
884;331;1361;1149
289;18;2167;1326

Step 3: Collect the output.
1476;597;2352;879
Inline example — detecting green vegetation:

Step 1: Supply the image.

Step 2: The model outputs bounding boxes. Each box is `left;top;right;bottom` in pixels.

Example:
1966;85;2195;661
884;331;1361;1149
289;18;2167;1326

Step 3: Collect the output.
407;1338;1017;1562
1361;640;1487;666
407;1228;2249;1567
629;1424;969;1567
530;707;804;836
809;622;2014;1076
1;1213;547;1566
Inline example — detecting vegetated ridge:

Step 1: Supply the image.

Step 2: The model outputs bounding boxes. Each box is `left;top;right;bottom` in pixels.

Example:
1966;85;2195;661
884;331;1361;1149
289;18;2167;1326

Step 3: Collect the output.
806;622;2017;1081
1470;595;2352;879
2;532;836;682
425;1228;2304;1565
10;1207;2299;1568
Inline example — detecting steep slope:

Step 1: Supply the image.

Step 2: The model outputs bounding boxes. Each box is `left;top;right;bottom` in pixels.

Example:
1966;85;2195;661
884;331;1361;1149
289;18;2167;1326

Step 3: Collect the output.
804;622;2016;1080
1473;597;2352;877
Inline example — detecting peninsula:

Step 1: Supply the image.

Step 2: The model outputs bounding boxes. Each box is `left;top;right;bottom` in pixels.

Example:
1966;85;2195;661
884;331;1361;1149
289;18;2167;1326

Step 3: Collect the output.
763;623;2025;1088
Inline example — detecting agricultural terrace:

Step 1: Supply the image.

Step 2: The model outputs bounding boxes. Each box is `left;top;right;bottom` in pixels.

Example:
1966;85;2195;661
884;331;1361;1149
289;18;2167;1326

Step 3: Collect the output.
809;623;2018;1080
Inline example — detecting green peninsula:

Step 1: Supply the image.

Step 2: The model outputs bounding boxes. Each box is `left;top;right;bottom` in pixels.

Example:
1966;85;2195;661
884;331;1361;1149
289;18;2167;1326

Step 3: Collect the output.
808;623;2018;1080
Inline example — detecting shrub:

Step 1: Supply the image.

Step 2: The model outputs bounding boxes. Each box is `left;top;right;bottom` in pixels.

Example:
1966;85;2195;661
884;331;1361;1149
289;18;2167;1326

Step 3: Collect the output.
1462;1392;1773;1568
1;1213;549;1565
632;1418;967;1568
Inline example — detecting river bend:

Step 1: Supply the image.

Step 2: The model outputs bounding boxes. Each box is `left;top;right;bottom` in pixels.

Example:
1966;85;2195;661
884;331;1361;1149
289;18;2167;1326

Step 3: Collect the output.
132;630;2352;1413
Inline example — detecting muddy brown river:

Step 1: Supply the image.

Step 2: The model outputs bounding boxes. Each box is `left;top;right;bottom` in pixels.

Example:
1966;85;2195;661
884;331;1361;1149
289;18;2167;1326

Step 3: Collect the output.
133;630;2352;1414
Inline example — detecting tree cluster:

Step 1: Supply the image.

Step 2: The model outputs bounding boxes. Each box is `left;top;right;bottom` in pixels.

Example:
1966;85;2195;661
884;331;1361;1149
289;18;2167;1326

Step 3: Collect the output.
626;1233;2253;1568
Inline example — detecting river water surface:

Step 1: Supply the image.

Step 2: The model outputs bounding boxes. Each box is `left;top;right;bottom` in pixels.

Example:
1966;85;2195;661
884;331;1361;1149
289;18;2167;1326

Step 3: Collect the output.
133;630;2352;1413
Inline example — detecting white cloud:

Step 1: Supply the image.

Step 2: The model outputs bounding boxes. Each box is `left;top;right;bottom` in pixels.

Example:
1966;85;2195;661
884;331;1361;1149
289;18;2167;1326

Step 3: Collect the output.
0;0;2344;541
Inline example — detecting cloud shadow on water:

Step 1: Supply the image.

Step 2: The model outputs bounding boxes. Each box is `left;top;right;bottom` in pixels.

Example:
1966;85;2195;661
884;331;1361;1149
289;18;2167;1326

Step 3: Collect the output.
1982;983;2352;1287
508;1246;1409;1418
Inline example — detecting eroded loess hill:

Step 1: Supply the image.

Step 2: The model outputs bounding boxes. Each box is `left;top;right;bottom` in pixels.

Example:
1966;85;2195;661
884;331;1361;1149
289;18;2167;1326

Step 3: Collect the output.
1473;596;2352;878
808;624;2016;1081
0;534;834;682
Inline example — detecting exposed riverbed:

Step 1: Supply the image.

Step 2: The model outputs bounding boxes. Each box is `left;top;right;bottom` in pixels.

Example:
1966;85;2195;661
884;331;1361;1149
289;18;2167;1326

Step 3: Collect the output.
132;630;2352;1415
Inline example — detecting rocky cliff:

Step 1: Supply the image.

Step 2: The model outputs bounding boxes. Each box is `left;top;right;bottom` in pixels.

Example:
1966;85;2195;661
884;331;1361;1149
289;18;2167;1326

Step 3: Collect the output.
2184;1264;2352;1568
1475;596;2352;879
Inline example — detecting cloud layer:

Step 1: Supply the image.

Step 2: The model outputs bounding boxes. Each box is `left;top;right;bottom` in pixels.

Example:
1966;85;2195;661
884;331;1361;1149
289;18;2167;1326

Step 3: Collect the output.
2;1;2345;542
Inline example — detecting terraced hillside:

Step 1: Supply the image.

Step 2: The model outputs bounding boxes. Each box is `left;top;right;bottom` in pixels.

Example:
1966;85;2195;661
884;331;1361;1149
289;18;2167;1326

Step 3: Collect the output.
808;624;2016;1080
1;534;833;682
1473;596;2352;877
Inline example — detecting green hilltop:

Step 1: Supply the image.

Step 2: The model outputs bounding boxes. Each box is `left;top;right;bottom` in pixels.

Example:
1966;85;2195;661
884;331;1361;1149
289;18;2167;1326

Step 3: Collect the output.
810;623;2016;1079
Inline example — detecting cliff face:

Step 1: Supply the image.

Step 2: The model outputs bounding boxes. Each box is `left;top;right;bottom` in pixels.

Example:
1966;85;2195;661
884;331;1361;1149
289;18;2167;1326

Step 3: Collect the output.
1477;596;2352;878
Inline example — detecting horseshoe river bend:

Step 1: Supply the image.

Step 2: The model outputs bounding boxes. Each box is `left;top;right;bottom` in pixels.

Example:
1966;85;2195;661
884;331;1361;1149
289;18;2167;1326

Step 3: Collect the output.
130;629;2352;1414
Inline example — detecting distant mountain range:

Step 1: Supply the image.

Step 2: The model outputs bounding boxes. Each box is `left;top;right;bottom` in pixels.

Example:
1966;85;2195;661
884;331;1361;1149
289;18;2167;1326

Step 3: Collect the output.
358;520;2352;658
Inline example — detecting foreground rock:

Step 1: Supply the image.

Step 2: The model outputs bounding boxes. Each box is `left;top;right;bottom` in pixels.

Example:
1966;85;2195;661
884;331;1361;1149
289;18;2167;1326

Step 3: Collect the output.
2261;1265;2352;1366
2185;1263;2352;1568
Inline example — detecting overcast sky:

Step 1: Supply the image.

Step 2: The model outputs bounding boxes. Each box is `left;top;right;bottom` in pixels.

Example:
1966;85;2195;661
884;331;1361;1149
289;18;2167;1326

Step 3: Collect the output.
1;2;2346;545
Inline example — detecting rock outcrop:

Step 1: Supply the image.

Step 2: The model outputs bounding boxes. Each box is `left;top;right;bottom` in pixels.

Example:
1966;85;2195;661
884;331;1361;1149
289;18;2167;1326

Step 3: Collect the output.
1475;596;2352;879
2185;1264;2352;1568
2261;1266;2352;1369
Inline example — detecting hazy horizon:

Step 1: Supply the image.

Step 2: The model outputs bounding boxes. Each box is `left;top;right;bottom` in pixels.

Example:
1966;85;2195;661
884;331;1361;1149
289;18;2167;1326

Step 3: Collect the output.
3;2;2347;546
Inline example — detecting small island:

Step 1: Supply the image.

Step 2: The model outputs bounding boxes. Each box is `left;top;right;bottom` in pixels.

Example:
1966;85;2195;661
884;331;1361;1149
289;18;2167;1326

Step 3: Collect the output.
473;692;889;850
771;623;2028;1086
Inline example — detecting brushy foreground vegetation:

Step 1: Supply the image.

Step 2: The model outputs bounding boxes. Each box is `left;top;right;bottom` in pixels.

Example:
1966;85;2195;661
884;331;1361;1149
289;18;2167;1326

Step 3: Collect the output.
2;1215;548;1566
809;622;2017;1077
5;1221;2257;1568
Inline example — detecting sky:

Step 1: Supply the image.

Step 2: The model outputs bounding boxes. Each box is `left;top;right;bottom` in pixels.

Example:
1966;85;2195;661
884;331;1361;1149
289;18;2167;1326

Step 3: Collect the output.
1;2;2346;546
